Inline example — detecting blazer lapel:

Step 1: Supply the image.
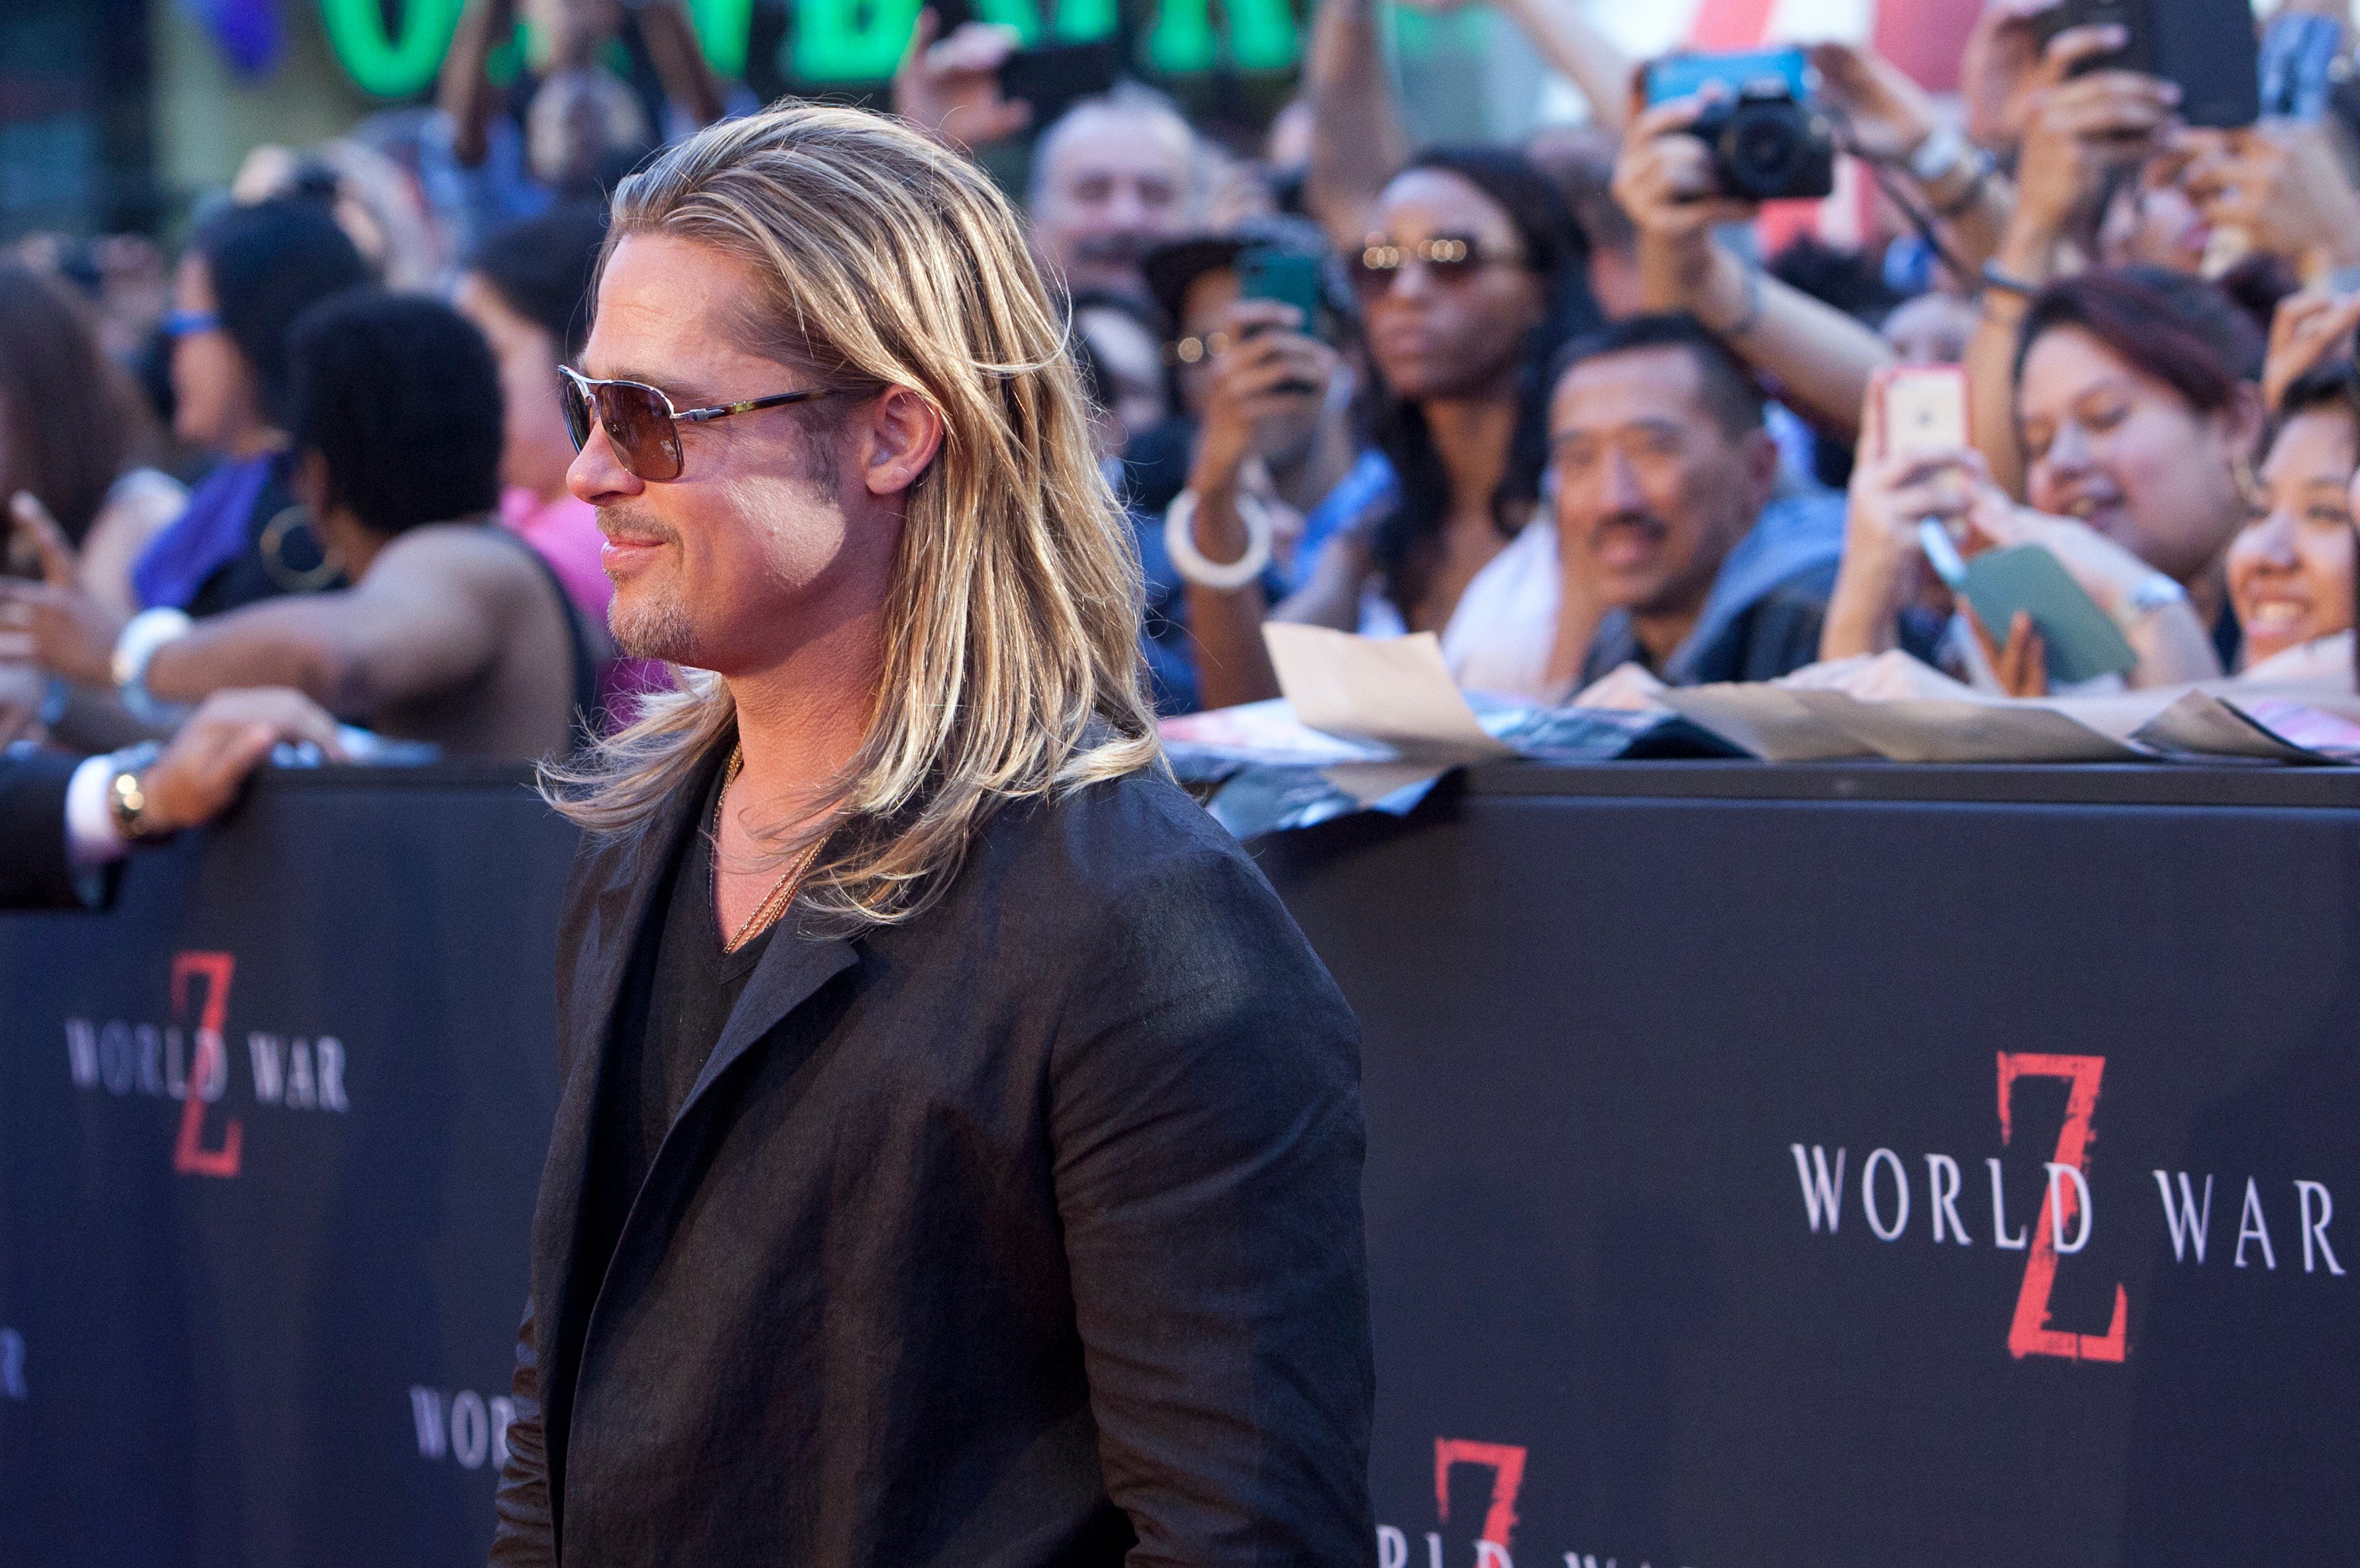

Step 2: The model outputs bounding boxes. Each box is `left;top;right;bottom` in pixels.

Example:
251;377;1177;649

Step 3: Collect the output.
531;738;730;1507
674;916;858;1129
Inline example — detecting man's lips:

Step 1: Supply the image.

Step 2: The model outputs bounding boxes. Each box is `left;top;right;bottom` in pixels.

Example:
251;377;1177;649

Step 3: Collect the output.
598;532;672;575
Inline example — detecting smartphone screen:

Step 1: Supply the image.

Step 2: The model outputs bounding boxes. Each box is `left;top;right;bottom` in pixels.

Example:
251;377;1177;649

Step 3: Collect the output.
1876;365;1970;458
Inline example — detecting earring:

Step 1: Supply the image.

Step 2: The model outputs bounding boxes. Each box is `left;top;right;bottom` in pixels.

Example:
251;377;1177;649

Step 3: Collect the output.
259;505;341;592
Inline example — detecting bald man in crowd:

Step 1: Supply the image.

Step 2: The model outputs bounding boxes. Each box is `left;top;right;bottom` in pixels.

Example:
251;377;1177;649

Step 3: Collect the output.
894;17;1200;301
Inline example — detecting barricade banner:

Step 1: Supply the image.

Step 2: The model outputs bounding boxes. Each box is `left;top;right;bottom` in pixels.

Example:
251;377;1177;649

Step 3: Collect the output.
4;768;2357;1565
0;773;572;1565
1263;789;2360;1567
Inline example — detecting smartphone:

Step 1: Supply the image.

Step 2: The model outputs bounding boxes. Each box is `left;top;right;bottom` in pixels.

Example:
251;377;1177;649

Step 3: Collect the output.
1875;364;1970;459
2028;0;2261;129
997;41;1119;131
1238;247;1323;333
1959;545;2140;685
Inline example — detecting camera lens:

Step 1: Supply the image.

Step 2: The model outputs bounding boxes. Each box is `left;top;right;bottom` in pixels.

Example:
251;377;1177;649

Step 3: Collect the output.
1722;101;1805;199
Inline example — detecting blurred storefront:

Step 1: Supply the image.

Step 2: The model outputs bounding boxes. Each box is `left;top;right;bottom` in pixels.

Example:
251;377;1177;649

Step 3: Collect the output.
1;0;1956;244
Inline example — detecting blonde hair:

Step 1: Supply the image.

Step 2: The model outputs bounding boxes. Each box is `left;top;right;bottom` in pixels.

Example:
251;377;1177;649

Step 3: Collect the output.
543;103;1161;926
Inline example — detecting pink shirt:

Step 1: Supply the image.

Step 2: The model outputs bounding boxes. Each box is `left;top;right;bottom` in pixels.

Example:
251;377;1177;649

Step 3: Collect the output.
500;486;669;730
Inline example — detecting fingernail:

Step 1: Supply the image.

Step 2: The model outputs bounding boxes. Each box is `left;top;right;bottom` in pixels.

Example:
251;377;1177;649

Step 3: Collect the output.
2161;82;2182;103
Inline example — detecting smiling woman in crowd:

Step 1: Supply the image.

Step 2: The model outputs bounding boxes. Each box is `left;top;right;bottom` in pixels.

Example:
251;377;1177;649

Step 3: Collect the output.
2012;267;2265;671
2229;365;2358;685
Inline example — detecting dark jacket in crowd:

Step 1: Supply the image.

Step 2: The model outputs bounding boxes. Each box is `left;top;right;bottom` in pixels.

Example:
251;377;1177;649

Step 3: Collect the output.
1579;489;1847;688
1;752;84;910
490;740;1376;1567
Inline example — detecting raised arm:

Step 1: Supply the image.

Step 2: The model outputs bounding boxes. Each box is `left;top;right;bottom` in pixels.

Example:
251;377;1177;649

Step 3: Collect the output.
635;1;729;132
437;0;521;170
1302;0;1410;254
1492;0;1634;134
1613;97;1893;438
1966;27;2180;494
140;529;514;717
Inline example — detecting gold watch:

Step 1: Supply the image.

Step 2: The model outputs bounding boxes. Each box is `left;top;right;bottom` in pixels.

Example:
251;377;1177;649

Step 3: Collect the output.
106;742;170;843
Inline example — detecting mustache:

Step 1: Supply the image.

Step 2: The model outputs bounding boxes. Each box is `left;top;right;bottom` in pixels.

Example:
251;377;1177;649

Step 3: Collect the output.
1587;510;1668;543
596;506;681;545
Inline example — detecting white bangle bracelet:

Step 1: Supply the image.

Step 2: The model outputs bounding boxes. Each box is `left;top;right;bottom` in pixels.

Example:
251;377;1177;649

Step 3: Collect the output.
111;605;193;722
1164;487;1274;591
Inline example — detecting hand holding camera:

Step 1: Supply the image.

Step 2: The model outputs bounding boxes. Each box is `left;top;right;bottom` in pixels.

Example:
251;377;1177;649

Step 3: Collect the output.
1639;48;1838;203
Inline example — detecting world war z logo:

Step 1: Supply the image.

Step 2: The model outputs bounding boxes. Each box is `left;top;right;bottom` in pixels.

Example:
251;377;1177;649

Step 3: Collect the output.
61;950;351;1178
1790;1052;2346;1363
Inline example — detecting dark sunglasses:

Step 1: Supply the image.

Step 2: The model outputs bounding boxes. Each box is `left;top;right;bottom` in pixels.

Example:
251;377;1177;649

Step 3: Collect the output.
558;365;837;482
1350;233;1513;296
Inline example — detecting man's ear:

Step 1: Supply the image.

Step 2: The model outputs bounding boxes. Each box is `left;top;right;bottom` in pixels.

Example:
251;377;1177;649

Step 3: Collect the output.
860;386;946;498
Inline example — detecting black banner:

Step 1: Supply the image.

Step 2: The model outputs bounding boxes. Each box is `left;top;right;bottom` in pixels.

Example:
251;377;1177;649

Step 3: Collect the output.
0;771;572;1567
1261;780;2360;1568
4;765;2357;1565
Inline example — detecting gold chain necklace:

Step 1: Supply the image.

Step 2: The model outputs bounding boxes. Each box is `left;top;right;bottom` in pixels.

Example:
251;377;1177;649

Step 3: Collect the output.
711;744;825;954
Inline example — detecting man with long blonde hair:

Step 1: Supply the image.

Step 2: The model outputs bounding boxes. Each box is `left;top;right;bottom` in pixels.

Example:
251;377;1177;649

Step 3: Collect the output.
488;104;1373;1566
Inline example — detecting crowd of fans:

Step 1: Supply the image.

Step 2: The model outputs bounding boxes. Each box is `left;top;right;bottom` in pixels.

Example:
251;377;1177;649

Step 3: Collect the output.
5;0;2360;779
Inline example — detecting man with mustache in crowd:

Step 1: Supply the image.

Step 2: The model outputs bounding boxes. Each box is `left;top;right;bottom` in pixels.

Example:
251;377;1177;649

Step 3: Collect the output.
1025;85;1200;300
1551;315;1844;687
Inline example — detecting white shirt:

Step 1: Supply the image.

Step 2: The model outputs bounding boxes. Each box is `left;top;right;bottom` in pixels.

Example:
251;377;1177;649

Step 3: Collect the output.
1355;520;1566;704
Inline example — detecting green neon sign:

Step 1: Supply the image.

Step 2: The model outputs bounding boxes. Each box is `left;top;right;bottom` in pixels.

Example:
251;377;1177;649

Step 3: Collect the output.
323;0;1297;97
319;0;466;99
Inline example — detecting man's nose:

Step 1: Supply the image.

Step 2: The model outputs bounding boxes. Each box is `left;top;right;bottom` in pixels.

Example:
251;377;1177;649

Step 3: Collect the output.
568;418;645;507
1598;447;1646;512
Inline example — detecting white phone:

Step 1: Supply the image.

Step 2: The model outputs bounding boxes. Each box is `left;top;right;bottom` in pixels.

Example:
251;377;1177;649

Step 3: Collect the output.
1876;365;1971;458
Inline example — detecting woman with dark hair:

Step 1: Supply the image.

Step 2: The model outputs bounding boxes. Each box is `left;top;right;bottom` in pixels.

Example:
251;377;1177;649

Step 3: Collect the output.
1824;267;2241;691
130;196;372;620
0;262;182;617
2013;266;2264;667
2226;364;2358;685
1172;146;1600;706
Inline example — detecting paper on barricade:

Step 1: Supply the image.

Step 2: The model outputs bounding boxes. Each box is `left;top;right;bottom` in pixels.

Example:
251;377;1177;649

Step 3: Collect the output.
1262;624;1514;757
1817;695;2145;762
1653;685;1877;761
1652;652;2145;763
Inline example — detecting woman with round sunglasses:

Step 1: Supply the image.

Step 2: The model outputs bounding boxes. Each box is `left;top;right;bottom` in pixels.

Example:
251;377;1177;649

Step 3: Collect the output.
1172;146;1600;704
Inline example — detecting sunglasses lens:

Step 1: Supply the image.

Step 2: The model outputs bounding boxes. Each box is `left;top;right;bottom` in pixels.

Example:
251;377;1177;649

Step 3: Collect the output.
598;381;685;482
1426;238;1479;282
1351;256;1396;297
560;376;593;454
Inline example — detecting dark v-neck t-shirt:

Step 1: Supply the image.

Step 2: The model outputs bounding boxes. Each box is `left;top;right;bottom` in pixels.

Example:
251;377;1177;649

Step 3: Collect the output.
573;768;774;1356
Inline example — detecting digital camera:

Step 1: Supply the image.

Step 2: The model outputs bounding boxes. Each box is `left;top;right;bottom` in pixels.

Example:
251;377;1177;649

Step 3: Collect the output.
1644;48;1838;202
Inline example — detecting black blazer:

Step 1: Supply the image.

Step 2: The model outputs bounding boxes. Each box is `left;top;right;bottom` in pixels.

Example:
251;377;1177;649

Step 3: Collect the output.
492;742;1375;1567
1;752;88;911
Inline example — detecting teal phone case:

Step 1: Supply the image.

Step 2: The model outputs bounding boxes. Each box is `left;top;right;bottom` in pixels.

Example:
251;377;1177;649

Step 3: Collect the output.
1959;545;2139;685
